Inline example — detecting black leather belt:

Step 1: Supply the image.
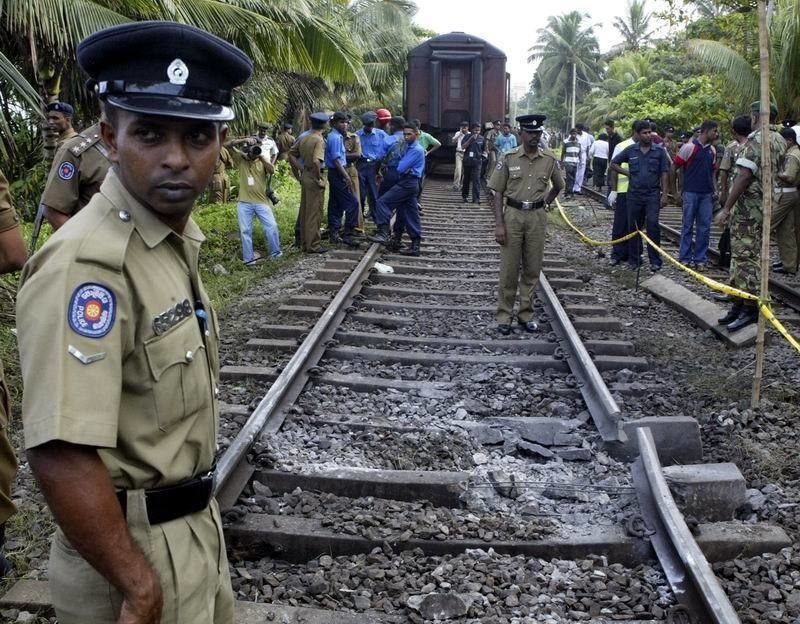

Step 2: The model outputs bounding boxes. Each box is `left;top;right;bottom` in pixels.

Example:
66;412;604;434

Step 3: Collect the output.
117;472;214;525
358;157;376;163
507;198;545;210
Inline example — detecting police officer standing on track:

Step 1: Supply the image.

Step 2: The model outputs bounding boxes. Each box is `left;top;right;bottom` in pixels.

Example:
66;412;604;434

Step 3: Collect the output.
489;114;564;336
275;121;295;162
326;111;361;248
356;111;386;221
17;21;253;623
289;112;329;253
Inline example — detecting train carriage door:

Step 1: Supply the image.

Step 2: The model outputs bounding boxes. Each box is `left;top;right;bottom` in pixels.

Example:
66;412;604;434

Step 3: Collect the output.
441;63;470;129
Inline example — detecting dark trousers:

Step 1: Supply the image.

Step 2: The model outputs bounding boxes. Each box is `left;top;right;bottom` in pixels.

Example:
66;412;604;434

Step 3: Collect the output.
461;161;482;201
376;176;421;238
378;167;399;196
592;158;607;189
564;164;577;194
327;169;359;232
610;192;629;262
626;190;662;267
357;160;379;217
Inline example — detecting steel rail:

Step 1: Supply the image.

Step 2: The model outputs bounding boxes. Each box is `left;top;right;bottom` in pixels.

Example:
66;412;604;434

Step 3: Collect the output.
213;243;383;507
579;185;800;312
634;427;741;624
536;273;626;442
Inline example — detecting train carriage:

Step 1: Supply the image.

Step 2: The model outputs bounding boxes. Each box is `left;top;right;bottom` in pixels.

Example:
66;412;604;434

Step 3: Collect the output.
404;31;509;171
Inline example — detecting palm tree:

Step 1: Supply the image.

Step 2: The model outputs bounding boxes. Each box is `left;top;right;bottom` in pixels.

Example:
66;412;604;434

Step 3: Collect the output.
687;0;800;116
528;11;601;128
610;0;654;55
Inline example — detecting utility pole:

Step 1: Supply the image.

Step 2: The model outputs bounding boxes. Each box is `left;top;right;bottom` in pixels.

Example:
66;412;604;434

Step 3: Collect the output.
570;62;577;129
752;0;772;407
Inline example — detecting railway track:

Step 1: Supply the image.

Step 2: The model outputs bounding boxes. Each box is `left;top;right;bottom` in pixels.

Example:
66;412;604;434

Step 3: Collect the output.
2;179;790;623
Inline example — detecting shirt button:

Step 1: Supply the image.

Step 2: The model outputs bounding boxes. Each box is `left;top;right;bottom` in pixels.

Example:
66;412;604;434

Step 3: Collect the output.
185;350;194;362
118;210;131;222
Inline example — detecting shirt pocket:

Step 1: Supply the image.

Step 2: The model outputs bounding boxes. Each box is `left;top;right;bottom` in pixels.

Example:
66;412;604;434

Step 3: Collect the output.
144;317;210;432
629;157;641;175
647;158;661;174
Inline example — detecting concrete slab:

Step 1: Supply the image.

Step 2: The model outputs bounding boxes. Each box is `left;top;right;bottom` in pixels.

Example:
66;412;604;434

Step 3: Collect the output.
226;514;789;567
663;462;746;522
486;417;582;446
314;373;453;397
607;417;703;465
641;274;756;347
363;285;490;297
349;312;414;328
0;581;401;623
220;365;279;382
255;467;469;507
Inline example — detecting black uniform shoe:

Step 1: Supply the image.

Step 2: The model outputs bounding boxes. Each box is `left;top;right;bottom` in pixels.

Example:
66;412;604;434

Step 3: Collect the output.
773;261;784;269
399;238;421;256
341;230;361;248
329;232;342;245
462;197;469;203
718;299;743;325
712;292;731;302
385;234;402;252
306;247;328;254
727;305;758;332
518;319;539;333
497;324;512;336
367;224;391;244
608;258;621;266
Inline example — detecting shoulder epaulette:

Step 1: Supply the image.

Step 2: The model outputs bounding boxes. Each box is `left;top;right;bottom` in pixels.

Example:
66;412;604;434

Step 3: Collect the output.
69;131;103;157
74;203;135;272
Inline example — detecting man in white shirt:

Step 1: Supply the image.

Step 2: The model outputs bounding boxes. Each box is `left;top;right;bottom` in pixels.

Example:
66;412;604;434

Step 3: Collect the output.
451;121;469;189
574;123;594;194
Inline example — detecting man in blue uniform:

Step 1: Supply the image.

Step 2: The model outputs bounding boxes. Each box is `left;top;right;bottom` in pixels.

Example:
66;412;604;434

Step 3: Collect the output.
368;123;425;255
610;120;671;272
356;111;386;221
325;111;360;247
378;116;406;195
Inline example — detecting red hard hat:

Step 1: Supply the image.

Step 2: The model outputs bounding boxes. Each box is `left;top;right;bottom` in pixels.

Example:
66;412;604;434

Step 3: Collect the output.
375;108;391;122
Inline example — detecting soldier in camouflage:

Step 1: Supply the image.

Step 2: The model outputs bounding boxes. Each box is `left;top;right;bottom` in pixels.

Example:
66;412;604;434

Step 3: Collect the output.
717;102;786;331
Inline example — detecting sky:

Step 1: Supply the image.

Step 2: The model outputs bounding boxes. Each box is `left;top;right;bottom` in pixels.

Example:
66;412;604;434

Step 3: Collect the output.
413;0;671;95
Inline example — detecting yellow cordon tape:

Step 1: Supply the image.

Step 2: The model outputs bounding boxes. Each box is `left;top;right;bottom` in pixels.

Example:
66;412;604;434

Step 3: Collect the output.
555;199;800;355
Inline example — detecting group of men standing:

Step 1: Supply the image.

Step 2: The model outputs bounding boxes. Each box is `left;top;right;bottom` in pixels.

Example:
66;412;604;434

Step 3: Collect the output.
288;110;439;257
451;120;519;201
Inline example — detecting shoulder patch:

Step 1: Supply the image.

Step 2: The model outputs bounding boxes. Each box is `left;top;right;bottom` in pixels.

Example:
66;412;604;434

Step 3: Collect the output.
57;161;75;180
495;159;505;170
68;283;116;338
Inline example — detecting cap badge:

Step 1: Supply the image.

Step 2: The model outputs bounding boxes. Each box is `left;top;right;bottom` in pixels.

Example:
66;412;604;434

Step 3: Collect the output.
167;58;189;85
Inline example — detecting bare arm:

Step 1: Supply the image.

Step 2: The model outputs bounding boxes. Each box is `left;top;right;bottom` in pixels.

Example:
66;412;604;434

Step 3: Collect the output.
660;170;669;207
43;205;70;231
28;442;162;623
0;225;27;272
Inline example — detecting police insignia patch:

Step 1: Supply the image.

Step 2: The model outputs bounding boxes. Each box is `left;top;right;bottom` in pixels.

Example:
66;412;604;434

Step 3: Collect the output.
496;161;504;170
58;161;76;180
68;283;116;338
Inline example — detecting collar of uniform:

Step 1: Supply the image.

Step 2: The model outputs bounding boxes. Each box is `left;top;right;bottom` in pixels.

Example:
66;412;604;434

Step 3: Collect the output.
519;149;543;160
101;169;206;248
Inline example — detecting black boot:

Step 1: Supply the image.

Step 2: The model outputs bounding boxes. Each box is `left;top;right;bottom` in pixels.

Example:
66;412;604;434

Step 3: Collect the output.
727;302;758;332
329;231;342;245
400;238;421;256
385;232;402;252
718;299;743;325
367;224;391;244
340;229;361;249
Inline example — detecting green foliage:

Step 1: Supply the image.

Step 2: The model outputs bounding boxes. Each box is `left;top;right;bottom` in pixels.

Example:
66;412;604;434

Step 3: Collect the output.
604;75;733;134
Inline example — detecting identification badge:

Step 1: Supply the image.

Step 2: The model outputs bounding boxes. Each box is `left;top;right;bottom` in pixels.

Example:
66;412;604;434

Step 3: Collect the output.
468;151;475;159
247;175;255;186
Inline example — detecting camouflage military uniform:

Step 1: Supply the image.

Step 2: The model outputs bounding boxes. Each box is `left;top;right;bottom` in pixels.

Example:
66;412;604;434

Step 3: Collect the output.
730;126;786;293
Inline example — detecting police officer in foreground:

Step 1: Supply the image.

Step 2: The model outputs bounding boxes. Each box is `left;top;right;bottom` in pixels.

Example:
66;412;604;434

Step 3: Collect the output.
489;114;564;335
17;21;253;623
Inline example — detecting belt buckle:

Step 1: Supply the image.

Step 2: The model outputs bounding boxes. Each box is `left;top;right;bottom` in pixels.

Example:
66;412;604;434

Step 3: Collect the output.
521;201;532;210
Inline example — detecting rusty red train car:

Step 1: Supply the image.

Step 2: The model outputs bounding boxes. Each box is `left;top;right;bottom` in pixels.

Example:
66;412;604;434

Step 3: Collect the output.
404;31;509;167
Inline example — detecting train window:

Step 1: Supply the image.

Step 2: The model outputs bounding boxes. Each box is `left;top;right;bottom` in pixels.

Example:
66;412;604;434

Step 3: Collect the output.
449;68;463;100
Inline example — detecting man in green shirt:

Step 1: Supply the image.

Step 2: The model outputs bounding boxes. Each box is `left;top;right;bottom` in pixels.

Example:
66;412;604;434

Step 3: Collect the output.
226;138;282;264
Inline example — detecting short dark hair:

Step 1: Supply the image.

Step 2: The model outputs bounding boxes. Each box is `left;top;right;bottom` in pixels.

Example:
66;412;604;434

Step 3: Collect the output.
731;115;752;137
634;120;651;134
699;120;718;133
471;123;481;130
605;119;615;127
780;127;797;142
649;121;658;131
402;123;416;131
598;133;608;141
410;118;421;129
569;127;578;133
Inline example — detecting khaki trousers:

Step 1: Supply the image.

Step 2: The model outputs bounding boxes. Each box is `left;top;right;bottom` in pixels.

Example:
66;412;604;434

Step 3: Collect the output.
496;206;547;324
50;496;233;624
300;171;324;251
772;190;800;270
347;165;363;230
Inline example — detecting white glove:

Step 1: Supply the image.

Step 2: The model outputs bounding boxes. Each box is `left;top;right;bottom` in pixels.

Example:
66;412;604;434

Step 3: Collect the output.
607;191;618;207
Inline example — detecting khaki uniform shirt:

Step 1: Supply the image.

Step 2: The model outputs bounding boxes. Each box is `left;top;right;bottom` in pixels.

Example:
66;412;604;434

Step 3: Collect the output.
42;124;111;216
488;146;565;202
18;170;220;491
344;132;361;172
276;131;295;159
296;133;325;174
57;127;78;147
779;144;800;187
0;171;20;233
